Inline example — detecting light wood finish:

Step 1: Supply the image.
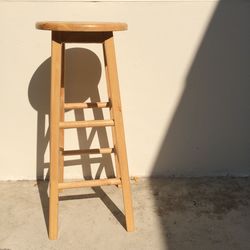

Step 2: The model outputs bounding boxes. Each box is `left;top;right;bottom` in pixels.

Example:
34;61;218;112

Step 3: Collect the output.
36;21;127;32
59;43;65;188
64;101;110;110
63;148;114;156
58;178;121;190
37;22;134;240
59;119;114;129
49;31;62;240
103;47;121;184
103;34;135;232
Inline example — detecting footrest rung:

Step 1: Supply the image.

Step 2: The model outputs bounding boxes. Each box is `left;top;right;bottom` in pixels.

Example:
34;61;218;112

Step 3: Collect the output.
58;178;121;190
59;119;114;129
63;148;114;155
64;102;111;110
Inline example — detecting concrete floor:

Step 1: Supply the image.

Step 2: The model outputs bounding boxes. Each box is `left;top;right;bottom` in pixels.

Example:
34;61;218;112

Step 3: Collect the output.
0;177;250;250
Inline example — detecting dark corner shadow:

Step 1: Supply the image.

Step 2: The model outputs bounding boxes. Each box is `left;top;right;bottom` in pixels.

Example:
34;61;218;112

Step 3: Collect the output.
28;47;125;235
150;0;250;249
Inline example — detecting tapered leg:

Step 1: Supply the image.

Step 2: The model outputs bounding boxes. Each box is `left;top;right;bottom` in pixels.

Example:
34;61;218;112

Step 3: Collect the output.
49;31;63;240
103;33;135;232
59;43;65;187
103;44;121;182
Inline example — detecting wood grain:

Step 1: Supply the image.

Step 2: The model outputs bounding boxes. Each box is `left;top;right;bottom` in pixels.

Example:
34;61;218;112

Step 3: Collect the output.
49;31;62;240
58;178;121;190
63;148;114;156
59;120;114;129
36;21;127;32
64;101;110;110
103;34;135;232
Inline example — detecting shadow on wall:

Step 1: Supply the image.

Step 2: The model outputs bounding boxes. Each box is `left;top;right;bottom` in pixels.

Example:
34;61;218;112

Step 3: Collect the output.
28;48;125;235
150;1;250;249
152;0;250;177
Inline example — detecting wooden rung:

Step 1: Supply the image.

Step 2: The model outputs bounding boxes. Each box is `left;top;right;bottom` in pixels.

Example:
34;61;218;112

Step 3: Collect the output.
59;120;114;129
63;148;114;156
58;178;121;190
64;102;111;110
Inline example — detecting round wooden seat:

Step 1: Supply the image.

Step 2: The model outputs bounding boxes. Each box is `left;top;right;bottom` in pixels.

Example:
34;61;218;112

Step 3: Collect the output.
36;21;128;32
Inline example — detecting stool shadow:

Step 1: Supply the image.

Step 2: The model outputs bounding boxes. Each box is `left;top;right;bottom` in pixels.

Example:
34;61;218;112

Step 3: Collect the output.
28;48;125;235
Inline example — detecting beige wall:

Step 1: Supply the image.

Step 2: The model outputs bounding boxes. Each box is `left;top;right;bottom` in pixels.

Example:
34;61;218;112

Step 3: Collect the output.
1;0;249;180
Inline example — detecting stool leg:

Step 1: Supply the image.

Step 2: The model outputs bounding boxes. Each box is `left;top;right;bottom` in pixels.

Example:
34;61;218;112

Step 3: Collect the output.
103;34;135;232
103;49;121;183
49;32;63;240
59;43;65;187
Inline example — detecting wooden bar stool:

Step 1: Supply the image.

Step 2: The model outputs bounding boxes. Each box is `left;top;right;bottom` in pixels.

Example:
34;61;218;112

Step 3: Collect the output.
36;21;134;240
